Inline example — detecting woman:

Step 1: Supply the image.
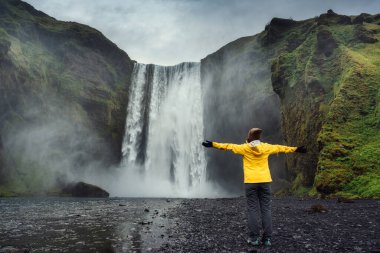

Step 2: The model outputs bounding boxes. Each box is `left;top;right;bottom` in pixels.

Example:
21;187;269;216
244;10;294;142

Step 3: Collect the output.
202;128;306;247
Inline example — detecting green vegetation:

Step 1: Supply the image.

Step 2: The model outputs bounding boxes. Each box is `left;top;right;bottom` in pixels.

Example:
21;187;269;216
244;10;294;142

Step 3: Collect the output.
315;29;380;198
270;12;380;198
340;171;380;198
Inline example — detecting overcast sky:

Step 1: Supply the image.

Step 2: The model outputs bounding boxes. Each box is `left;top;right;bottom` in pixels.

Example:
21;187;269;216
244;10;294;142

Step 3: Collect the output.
24;0;380;66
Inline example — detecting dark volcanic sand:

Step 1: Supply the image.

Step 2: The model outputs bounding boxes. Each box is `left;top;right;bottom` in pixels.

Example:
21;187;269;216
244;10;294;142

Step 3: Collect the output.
0;197;379;253
159;197;380;253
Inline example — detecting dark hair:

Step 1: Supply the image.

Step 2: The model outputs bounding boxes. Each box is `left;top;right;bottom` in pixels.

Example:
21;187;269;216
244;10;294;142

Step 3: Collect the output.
246;128;263;142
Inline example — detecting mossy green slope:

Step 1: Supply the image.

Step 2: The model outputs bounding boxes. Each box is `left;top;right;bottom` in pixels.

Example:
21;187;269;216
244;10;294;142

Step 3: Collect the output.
0;0;134;195
271;11;380;198
316;23;380;198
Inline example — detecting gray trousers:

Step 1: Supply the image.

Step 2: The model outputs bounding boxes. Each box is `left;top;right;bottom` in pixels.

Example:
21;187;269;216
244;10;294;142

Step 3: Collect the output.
245;183;272;239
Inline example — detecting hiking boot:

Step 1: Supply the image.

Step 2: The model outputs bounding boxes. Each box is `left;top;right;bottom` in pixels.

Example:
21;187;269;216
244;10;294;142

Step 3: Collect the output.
247;237;261;246
263;238;272;247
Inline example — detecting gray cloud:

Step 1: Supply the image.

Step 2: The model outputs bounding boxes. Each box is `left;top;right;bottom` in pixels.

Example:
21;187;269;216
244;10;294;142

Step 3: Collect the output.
24;0;380;65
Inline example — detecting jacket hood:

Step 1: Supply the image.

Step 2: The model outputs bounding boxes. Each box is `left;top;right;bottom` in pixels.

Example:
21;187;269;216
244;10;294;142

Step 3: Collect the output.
248;140;264;155
248;140;261;147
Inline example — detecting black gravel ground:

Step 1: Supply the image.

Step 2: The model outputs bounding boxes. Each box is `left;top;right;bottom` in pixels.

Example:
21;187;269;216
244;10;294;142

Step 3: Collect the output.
0;197;379;253
0;197;180;252
158;197;380;253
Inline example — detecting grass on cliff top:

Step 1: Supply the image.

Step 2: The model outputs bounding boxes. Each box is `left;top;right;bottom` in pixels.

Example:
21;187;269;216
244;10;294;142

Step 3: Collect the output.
3;0;102;38
3;25;120;109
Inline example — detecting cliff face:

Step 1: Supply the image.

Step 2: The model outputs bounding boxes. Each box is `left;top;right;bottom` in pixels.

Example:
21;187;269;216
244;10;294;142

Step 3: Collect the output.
201;35;287;193
202;11;380;197
200;17;318;193
272;11;380;198
0;0;134;194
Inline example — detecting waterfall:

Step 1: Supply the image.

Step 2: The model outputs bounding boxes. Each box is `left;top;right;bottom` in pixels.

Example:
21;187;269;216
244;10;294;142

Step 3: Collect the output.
120;62;208;197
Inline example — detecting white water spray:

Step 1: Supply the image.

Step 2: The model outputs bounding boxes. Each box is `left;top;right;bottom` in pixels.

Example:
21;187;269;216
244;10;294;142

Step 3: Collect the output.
112;62;221;197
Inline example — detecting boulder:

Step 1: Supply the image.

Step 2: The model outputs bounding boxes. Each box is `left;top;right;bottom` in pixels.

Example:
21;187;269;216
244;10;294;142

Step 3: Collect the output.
62;181;109;197
264;18;297;44
263;18;297;44
353;13;371;24
318;10;352;26
355;26;379;44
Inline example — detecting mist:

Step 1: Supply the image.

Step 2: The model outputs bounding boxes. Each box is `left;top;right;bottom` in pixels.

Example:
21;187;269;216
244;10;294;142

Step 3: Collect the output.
201;35;290;194
0;81;231;198
1;96;112;194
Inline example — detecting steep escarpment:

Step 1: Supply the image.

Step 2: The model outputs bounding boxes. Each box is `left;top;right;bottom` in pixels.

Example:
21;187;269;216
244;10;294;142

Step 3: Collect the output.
0;0;134;195
201;34;287;193
202;10;380;198
201;17;318;193
270;16;342;192
271;10;380;197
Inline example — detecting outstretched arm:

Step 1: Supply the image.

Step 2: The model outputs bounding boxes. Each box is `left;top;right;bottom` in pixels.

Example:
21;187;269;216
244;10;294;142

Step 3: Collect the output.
268;144;297;154
267;144;306;154
202;140;246;155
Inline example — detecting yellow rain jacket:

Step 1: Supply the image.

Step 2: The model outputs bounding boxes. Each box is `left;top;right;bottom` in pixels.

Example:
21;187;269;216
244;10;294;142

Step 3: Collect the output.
212;141;297;183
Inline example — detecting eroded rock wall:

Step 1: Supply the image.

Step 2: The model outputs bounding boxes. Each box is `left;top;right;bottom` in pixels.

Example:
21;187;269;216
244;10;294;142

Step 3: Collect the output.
0;0;134;193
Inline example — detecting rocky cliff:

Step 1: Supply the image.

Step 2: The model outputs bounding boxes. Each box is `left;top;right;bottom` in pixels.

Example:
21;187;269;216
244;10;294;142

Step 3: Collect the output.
202;10;380;198
0;0;134;195
201;33;287;193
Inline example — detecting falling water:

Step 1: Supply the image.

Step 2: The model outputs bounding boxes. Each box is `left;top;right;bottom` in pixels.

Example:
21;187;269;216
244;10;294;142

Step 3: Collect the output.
120;62;208;197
